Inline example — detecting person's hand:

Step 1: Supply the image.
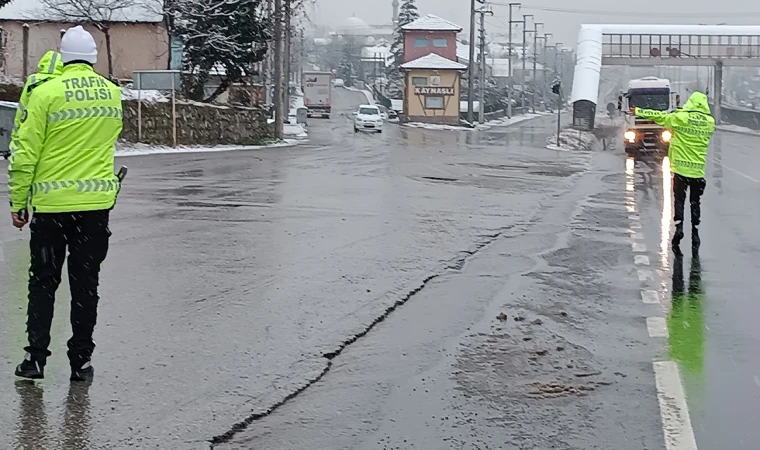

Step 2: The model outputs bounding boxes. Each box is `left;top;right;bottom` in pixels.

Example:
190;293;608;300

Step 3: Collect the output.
11;211;28;229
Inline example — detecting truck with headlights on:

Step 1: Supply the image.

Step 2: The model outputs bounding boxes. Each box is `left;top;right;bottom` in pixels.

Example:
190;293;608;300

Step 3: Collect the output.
618;77;675;155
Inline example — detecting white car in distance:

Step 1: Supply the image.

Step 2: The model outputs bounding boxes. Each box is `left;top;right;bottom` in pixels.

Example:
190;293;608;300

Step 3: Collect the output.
353;105;384;133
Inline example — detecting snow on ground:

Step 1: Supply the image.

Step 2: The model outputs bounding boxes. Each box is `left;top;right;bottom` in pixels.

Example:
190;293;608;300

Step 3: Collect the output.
284;123;308;139
717;124;760;135
115;140;300;157
476;111;553;130
404;111;549;132
546;128;596;151
345;86;375;105
121;88;169;103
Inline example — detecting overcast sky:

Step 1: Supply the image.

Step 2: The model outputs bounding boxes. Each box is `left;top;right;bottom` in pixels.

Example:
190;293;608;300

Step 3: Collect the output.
312;0;759;46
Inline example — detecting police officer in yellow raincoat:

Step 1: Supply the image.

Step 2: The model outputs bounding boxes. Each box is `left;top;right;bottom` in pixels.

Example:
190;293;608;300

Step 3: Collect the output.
8;26;123;381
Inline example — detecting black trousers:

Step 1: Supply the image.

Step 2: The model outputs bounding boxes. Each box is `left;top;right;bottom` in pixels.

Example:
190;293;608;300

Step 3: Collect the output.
673;173;706;228
26;210;110;367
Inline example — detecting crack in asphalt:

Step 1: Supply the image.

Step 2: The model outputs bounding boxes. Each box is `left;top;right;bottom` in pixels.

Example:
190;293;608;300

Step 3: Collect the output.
208;225;520;447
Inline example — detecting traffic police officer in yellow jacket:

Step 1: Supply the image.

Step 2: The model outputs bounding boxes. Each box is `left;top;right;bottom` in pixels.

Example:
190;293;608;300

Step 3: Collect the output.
3;51;63;160
8;26;123;381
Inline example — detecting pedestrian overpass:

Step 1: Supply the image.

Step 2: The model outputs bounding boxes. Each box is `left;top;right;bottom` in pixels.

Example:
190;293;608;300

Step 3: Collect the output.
570;25;760;130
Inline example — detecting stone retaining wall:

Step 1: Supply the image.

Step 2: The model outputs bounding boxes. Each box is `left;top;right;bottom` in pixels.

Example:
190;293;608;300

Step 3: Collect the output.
121;100;274;146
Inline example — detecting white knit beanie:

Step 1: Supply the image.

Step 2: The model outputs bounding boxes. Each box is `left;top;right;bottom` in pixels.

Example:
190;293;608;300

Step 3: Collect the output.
60;26;98;64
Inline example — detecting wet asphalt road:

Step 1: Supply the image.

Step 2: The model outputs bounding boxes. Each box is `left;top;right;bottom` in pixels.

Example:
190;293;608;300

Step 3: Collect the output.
0;86;757;449
625;131;760;450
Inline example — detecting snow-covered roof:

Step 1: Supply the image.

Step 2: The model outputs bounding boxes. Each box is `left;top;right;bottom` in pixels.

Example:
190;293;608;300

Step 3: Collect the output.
490;58;545;77
361;45;392;65
402;14;462;32
401;53;467;71
571;24;760;104
0;0;163;23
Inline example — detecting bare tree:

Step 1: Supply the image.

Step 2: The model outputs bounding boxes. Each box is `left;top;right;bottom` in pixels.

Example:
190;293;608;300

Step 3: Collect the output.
38;0;155;78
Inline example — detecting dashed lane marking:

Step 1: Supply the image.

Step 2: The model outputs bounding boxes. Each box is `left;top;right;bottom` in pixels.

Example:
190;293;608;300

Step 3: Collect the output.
637;269;654;281
641;290;660;304
654;361;698;450
635;255;650;266
632;243;647;252
647;317;669;338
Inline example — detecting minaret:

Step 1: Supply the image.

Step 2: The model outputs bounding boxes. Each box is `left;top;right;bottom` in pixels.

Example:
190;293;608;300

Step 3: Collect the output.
392;0;399;26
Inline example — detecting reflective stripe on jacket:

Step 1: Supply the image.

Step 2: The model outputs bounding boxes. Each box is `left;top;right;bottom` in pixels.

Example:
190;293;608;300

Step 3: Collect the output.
635;91;715;179
8;63;123;213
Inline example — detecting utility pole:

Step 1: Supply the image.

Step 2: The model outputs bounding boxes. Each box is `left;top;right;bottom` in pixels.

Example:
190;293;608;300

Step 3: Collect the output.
521;14;533;113
539;33;552;112
506;2;520;119
532;22;543;114
555;43;563;111
283;0;292;119
467;0;477;123
263;0;272;105
476;7;493;124
273;0;284;138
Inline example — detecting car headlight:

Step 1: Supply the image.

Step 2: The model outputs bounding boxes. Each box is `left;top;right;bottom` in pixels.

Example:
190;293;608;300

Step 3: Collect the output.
624;130;636;142
662;130;672;142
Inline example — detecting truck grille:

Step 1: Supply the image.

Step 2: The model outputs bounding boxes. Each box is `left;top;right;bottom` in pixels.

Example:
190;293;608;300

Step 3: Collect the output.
642;131;659;148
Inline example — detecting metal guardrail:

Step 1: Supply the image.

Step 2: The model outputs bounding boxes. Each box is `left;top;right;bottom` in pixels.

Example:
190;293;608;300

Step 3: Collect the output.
719;104;760;130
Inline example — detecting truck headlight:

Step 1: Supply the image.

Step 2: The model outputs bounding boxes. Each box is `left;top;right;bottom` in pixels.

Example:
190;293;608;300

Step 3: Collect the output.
624;130;636;143
661;130;672;142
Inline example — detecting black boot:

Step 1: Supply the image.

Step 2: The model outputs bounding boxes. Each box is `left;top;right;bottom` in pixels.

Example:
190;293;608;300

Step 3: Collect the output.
692;227;701;251
15;353;45;380
71;361;94;383
672;224;684;256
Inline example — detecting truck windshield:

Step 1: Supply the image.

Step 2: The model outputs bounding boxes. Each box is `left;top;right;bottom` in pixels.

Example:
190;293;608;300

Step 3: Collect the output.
628;89;670;111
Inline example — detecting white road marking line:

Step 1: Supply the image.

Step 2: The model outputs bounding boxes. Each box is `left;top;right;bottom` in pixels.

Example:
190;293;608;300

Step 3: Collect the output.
632;243;647;252
627;205;635;212
635;255;650;266
647;317;669;338
638;269;653;281
631;222;642;229
721;163;760;183
628;215;640;221
654;361;698;450
632;233;644;240
641;290;660;304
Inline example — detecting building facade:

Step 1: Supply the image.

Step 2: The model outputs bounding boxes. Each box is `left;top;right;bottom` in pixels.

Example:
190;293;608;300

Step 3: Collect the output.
400;14;465;124
401;53;467;124
0;1;168;81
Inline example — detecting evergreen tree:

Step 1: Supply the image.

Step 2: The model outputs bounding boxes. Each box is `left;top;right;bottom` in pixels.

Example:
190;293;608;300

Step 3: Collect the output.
386;0;418;97
338;40;356;87
168;0;270;102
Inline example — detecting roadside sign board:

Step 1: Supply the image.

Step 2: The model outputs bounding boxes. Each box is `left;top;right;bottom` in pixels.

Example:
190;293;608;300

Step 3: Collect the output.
133;70;181;91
